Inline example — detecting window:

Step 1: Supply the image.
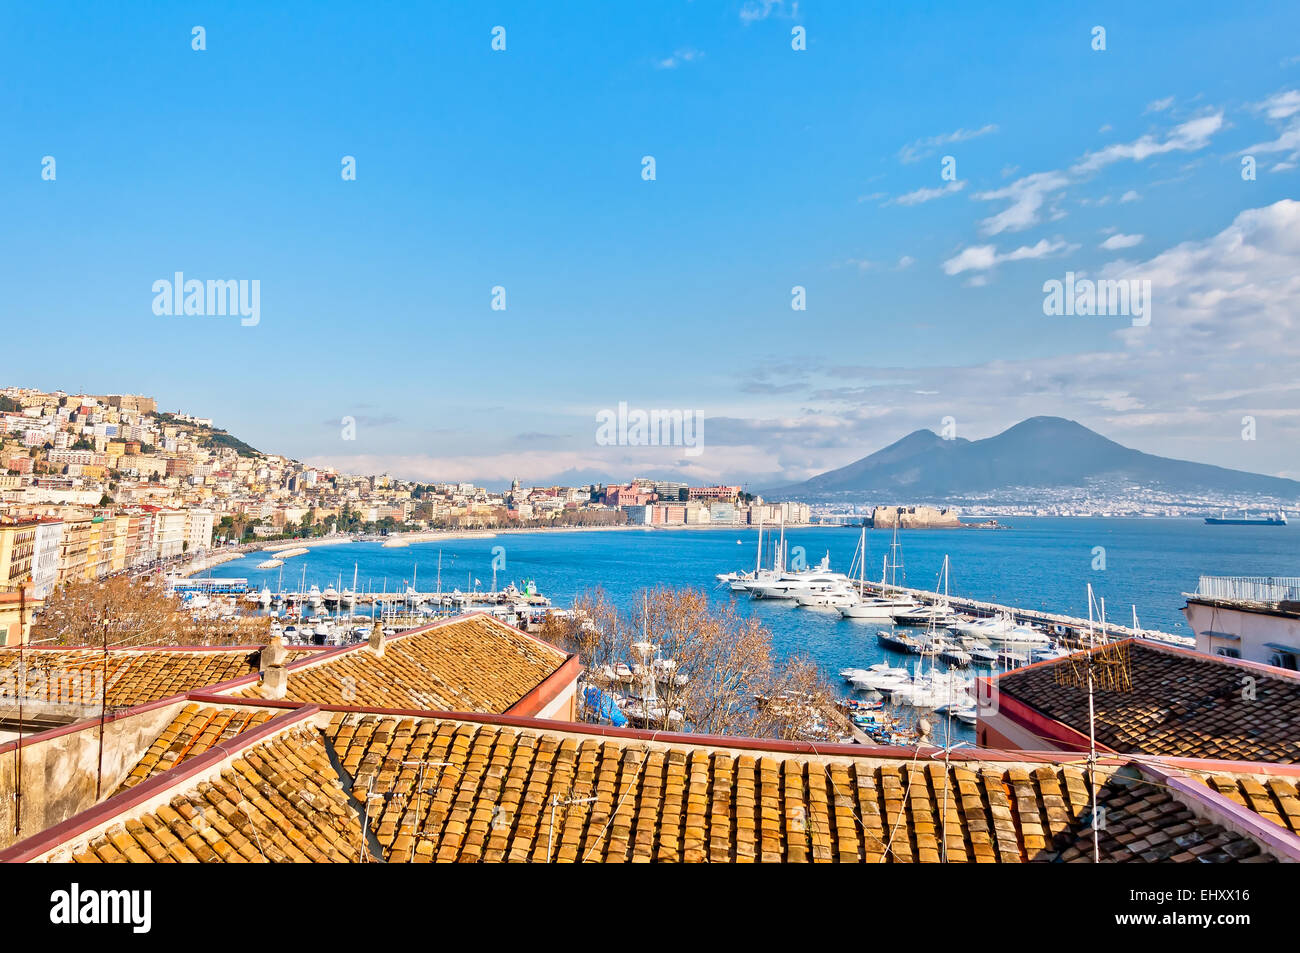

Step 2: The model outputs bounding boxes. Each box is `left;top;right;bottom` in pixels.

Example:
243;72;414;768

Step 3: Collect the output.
1215;647;1241;659
1268;651;1299;671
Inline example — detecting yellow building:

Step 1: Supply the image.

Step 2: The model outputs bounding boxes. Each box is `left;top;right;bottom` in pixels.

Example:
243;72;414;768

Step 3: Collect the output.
0;522;38;590
111;514;130;571
0;590;43;646
57;516;93;585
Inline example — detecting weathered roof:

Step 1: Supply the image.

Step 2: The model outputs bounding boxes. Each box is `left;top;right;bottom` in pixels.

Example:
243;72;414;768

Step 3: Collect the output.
15;707;1297;864
235;615;570;713
114;703;275;794
994;639;1300;763
0;646;273;710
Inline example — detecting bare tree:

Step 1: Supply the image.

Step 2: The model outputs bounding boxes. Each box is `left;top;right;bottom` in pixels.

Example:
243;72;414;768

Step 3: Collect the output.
30;577;270;647
541;586;843;741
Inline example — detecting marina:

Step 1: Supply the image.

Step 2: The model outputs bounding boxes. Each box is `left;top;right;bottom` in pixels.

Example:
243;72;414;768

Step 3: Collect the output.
197;518;1300;742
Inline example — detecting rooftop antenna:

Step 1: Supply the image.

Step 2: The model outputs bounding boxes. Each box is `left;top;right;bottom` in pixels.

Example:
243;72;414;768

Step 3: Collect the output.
1052;584;1132;863
547;793;598;862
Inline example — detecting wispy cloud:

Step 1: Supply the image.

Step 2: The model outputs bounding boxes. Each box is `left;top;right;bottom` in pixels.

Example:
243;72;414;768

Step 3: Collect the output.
973;171;1070;235
1241;89;1300;159
886;180;966;206
898;123;998;164
1144;96;1175;113
1100;232;1144;250
740;0;799;24
654;48;703;70
967;113;1219;239
1072;112;1223;173
941;238;1070;275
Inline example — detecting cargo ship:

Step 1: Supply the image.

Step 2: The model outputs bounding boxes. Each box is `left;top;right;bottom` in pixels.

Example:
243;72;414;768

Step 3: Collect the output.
1204;509;1288;525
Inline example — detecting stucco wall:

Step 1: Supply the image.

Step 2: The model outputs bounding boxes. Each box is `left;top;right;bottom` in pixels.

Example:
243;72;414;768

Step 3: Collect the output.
0;699;186;850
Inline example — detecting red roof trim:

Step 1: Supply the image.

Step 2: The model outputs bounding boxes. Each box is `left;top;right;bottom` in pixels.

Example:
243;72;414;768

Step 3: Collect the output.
0;704;321;863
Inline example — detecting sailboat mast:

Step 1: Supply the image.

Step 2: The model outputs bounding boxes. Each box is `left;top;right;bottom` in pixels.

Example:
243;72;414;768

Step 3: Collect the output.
778;512;786;572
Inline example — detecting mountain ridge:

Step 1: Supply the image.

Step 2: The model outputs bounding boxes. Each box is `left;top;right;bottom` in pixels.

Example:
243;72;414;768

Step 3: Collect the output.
766;416;1300;502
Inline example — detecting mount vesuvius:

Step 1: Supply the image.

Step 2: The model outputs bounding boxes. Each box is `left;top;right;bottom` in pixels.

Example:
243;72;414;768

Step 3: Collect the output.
766;417;1300;502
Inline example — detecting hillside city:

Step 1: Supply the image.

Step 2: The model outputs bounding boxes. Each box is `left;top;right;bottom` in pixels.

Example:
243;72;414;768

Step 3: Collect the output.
0;386;812;598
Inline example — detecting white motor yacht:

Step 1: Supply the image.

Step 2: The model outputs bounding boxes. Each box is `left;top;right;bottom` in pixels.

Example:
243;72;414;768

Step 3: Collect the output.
750;555;848;600
795;582;859;608
839;594;918;620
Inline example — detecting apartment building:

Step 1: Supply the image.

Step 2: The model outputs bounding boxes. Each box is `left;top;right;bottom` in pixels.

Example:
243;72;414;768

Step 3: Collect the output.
184;508;214;553
0;521;38;591
154;509;187;559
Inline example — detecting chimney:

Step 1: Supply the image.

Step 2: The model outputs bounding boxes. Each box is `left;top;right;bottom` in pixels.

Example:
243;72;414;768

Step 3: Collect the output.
259;632;290;699
368;619;385;657
259;633;288;673
261;664;288;700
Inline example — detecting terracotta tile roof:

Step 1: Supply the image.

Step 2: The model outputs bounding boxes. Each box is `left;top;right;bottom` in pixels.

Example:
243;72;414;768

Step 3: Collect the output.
322;713;1282;863
237;615;569;713
995;640;1300;763
61;724;366;863
0;646;276;709
1201;773;1300;837
114;703;275;794
15;706;1293;863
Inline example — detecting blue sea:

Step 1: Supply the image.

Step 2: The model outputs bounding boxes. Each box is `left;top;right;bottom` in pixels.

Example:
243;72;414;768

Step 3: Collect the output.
206;518;1299;741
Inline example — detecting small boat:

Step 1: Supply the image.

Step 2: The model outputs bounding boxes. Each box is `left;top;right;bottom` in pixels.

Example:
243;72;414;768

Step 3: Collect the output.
997;649;1029;669
1031;644;1072;662
876;629;923;654
968;644;999;666
892;604;959;627
939;644;972;667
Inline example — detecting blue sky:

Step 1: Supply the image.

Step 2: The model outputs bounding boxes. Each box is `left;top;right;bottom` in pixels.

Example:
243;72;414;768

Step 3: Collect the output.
3;1;1299;488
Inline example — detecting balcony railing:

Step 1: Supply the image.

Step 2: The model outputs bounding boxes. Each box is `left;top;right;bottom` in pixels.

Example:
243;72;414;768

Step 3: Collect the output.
1195;575;1300;604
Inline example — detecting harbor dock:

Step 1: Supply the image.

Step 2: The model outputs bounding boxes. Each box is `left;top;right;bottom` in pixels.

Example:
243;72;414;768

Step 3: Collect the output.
854;579;1192;647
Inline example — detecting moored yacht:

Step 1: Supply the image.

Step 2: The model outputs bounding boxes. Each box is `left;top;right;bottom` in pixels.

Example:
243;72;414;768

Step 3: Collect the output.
751;556;849;600
839;594;918;620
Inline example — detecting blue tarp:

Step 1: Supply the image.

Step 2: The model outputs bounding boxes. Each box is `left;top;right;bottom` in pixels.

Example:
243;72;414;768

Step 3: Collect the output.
582;686;628;727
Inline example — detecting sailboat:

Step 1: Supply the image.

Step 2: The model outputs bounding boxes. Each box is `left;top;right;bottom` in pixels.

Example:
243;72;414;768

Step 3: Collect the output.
839;524;918;619
891;555;956;626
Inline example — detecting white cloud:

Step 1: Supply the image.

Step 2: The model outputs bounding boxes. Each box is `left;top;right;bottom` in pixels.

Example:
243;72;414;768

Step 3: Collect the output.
723;201;1300;485
942;238;1069;275
887;180;966;206
898;123;999;164
655;48;703;69
1120;190;1141;203
973;171;1070;235
1100;232;1144;250
1256;89;1300;121
895;255;916;270
1144;96;1175;114
1242;90;1300;157
740;0;798;23
1072;112;1223;174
